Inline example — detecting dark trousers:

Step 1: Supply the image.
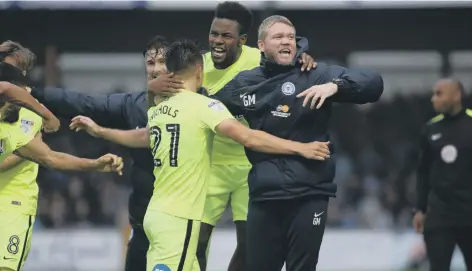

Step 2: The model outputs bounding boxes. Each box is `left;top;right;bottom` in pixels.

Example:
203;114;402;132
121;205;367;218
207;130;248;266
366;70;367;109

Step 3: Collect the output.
125;225;149;271
424;226;472;271
247;196;329;271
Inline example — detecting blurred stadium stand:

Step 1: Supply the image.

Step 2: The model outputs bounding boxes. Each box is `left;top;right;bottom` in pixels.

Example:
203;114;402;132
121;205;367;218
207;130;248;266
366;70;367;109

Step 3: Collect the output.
1;1;472;270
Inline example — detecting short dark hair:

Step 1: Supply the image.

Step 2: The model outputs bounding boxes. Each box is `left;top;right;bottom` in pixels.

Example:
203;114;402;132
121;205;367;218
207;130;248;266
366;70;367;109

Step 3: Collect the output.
214;1;253;35
143;35;170;57
165;40;203;74
0;40;36;71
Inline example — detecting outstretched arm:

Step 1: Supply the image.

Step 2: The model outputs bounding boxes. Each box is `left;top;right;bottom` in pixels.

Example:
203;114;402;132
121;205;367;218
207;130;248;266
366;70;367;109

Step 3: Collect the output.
69;115;150;149
324;65;383;104
30;86;135;129
96;127;150;149
216;119;329;160
297;64;383;109
14;136;123;175
201;99;329;160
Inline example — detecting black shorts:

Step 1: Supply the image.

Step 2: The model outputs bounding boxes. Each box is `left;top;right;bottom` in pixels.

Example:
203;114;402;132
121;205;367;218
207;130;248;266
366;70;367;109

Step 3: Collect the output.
246;196;329;271
125;225;149;271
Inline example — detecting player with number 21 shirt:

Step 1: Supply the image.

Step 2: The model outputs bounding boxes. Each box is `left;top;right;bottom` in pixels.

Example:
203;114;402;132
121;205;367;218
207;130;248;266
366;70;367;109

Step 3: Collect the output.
142;40;329;271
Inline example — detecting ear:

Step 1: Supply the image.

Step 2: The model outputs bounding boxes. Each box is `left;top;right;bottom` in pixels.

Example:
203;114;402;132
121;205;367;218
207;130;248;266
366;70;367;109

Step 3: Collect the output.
257;40;264;52
239;34;247;46
455;90;463;103
195;64;204;81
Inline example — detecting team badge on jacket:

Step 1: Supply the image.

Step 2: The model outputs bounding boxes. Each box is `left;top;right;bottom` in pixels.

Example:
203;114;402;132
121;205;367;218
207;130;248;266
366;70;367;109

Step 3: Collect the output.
281;82;296;96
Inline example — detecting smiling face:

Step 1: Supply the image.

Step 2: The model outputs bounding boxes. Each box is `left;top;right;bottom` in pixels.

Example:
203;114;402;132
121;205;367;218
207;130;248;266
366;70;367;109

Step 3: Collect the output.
208;18;246;69
257;22;296;65
145;48;167;81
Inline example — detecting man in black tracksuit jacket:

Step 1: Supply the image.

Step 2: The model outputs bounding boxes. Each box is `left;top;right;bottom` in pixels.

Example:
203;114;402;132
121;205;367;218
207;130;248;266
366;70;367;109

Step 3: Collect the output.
413;78;472;271
212;16;383;271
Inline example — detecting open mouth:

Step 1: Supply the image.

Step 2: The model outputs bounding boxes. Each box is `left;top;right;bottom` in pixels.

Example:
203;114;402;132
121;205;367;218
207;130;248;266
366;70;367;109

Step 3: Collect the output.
212;47;226;58
279;49;291;56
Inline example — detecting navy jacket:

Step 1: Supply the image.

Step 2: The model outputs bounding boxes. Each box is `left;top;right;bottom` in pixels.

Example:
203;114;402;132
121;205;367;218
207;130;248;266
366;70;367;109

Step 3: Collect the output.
213;40;384;201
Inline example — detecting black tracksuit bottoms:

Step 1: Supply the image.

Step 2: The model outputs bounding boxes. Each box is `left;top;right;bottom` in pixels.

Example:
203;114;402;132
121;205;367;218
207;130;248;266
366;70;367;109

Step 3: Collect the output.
424;225;472;271
246;195;329;271
125;225;149;271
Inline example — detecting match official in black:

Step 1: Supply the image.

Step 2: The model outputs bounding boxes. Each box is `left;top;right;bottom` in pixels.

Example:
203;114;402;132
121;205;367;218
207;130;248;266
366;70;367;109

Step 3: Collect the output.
413;78;472;271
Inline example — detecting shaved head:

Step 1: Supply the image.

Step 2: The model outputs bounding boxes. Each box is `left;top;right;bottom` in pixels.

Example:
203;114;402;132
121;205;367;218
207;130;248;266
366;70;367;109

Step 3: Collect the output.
435;78;464;96
431;78;465;114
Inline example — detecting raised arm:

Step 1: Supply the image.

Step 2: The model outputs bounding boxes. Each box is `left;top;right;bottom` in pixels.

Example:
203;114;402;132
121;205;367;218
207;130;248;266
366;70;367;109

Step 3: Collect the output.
0;81;59;131
69;115;150;149
325;64;383;104
14;136;123;175
30;86;135;129
297;64;383;109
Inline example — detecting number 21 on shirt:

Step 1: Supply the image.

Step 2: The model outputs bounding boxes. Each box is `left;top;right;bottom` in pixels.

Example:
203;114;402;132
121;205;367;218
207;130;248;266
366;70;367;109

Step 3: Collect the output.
150;124;180;167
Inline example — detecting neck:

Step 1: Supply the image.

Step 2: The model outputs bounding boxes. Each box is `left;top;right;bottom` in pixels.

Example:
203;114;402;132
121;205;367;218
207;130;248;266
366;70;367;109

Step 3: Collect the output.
181;79;199;93
215;47;243;70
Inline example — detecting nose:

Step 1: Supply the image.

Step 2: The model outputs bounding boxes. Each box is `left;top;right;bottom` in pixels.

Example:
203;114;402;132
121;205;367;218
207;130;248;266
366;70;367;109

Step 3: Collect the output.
212;35;224;45
153;64;165;76
281;36;291;44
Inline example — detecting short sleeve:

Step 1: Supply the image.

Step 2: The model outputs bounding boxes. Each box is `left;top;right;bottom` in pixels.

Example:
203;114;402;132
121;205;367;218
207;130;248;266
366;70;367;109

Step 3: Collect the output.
14;129;34;149
31;118;43;135
200;98;234;132
20;109;43;136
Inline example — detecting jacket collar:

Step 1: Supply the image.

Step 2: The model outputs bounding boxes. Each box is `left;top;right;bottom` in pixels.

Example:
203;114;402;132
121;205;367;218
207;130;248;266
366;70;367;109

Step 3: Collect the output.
444;108;465;121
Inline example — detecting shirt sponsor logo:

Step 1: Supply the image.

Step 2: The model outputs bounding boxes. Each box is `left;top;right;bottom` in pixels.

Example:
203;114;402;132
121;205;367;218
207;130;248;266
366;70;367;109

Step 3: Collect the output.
20;119;34;134
271;105;291;118
281;82;296;96
208;100;226;112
